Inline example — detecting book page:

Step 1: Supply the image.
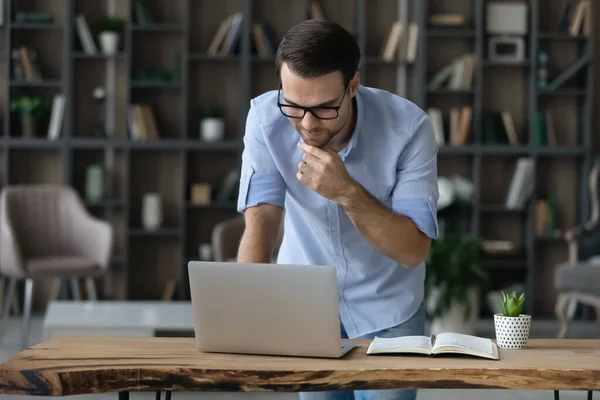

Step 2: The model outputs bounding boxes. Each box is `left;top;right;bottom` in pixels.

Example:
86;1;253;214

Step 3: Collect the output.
366;335;431;355
433;332;493;355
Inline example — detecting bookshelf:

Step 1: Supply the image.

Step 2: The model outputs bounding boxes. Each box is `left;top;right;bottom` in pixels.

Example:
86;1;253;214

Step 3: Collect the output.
420;0;595;319
0;0;595;319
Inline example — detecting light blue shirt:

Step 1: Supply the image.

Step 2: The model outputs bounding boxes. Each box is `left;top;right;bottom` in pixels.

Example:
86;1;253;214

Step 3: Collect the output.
237;84;439;338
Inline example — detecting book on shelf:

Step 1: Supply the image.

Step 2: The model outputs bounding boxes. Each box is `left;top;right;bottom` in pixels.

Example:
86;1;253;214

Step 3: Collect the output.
13;46;43;81
366;332;499;361
428;13;466;27
428;54;476;90
207;12;243;57
505;157;535;210
128;104;159;141
482;110;519;145
379;21;419;63
309;0;326;20
75;14;98;55
427;106;472;145
47;94;65;141
252;22;277;57
559;0;590;36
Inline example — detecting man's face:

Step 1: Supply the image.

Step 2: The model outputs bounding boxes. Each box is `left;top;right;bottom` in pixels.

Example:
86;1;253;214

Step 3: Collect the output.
279;63;354;148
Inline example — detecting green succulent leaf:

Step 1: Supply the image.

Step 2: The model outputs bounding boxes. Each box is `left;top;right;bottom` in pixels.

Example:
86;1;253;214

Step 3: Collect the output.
501;290;526;317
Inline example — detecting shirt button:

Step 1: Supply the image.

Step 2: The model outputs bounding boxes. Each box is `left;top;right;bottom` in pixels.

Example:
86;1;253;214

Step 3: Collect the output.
331;226;336;231
427;195;433;201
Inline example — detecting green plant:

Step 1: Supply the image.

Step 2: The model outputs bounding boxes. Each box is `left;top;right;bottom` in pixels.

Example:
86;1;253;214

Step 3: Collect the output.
199;105;222;119
425;231;489;320
10;96;42;117
501;291;526;317
99;15;125;33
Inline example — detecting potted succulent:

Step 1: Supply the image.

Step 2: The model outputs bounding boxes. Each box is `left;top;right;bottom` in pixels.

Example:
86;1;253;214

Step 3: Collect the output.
425;231;489;335
98;15;125;56
10;95;42;137
199;105;225;142
494;291;531;349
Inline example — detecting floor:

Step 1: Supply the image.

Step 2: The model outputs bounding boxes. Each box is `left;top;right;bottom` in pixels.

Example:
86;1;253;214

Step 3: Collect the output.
0;315;597;400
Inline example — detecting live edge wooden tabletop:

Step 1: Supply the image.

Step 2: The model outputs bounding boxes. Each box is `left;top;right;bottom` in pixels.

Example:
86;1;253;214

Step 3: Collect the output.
0;337;599;396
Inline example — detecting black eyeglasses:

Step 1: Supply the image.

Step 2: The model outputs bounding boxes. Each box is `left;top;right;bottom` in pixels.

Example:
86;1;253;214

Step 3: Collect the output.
276;83;349;120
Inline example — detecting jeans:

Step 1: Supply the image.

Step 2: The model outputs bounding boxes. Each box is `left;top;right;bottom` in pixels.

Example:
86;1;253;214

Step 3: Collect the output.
298;302;425;400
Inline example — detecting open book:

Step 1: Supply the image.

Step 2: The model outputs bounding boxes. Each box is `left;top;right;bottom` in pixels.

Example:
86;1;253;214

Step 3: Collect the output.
366;332;499;360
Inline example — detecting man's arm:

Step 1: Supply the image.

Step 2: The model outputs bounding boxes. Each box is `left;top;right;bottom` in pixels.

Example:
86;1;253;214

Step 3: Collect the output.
237;204;283;263
341;113;438;268
235;98;286;263
337;182;431;268
297;111;438;269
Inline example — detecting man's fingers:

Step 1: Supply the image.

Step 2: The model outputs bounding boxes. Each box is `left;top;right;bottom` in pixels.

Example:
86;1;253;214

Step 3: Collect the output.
298;141;329;160
298;161;312;176
302;152;320;165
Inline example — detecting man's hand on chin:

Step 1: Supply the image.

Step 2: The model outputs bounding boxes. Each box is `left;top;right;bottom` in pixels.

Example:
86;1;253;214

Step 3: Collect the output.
296;141;358;205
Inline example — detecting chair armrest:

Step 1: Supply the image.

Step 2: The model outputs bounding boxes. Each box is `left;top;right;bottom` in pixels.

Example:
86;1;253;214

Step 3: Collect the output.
0;200;25;277
73;213;113;270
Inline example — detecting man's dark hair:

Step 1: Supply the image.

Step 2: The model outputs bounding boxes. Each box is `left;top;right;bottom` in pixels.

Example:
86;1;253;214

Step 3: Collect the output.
275;20;360;87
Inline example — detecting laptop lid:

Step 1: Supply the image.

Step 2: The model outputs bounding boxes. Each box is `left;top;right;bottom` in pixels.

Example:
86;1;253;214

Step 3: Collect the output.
187;261;346;358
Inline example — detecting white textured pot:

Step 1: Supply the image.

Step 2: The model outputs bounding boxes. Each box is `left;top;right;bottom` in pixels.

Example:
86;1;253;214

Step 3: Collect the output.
427;286;479;335
200;118;225;142
494;314;531;349
142;193;162;231
99;31;119;55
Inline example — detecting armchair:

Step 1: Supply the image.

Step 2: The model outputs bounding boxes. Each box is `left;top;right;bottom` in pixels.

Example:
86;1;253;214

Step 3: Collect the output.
212;214;283;262
0;184;113;348
554;160;600;338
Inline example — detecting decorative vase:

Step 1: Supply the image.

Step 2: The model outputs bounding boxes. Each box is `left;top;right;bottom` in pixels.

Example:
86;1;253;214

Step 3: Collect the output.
494;314;531;349
99;31;119;56
142;193;162;231
200;118;225;142
427;286;479;336
21;115;36;138
85;165;104;203
198;243;212;261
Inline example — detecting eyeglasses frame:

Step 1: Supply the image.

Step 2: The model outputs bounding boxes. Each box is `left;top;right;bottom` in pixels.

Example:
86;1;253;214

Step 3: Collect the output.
276;81;350;120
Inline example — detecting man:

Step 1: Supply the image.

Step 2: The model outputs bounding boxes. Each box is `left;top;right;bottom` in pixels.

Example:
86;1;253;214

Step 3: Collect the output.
236;19;439;400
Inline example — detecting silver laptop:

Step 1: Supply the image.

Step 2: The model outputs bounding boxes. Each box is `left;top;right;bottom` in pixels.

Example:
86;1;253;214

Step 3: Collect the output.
187;261;356;358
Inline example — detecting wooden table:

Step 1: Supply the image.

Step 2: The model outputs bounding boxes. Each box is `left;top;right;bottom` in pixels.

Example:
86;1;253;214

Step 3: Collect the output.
0;337;598;399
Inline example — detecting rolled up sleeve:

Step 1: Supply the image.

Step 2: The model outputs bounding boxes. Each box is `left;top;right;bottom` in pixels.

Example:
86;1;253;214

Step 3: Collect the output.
391;112;439;239
237;100;286;213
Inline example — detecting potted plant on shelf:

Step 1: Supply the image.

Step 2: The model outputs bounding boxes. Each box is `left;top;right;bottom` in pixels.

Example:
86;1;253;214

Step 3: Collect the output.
425;230;489;335
98;15;125;56
10;95;42;137
199;105;225;142
494;291;531;349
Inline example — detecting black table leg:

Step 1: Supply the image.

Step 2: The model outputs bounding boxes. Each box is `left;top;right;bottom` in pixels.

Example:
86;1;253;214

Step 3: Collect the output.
588;391;593;400
153;391;172;400
118;392;129;400
554;390;560;400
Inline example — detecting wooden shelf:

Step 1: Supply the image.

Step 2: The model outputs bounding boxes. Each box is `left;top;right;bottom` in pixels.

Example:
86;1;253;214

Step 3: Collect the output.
0;0;593;319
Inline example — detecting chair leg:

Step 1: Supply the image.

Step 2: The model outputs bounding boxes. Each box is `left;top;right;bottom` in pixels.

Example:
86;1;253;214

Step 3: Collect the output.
555;294;571;338
20;278;33;350
69;278;81;300
85;278;97;301
0;278;17;344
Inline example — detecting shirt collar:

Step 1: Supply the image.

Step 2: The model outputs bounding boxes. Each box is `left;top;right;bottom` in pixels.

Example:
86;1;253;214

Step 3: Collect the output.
339;85;364;159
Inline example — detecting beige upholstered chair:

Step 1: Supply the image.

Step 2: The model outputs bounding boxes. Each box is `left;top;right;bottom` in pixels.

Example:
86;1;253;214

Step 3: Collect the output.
0;184;113;348
554;160;600;338
212;214;283;262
